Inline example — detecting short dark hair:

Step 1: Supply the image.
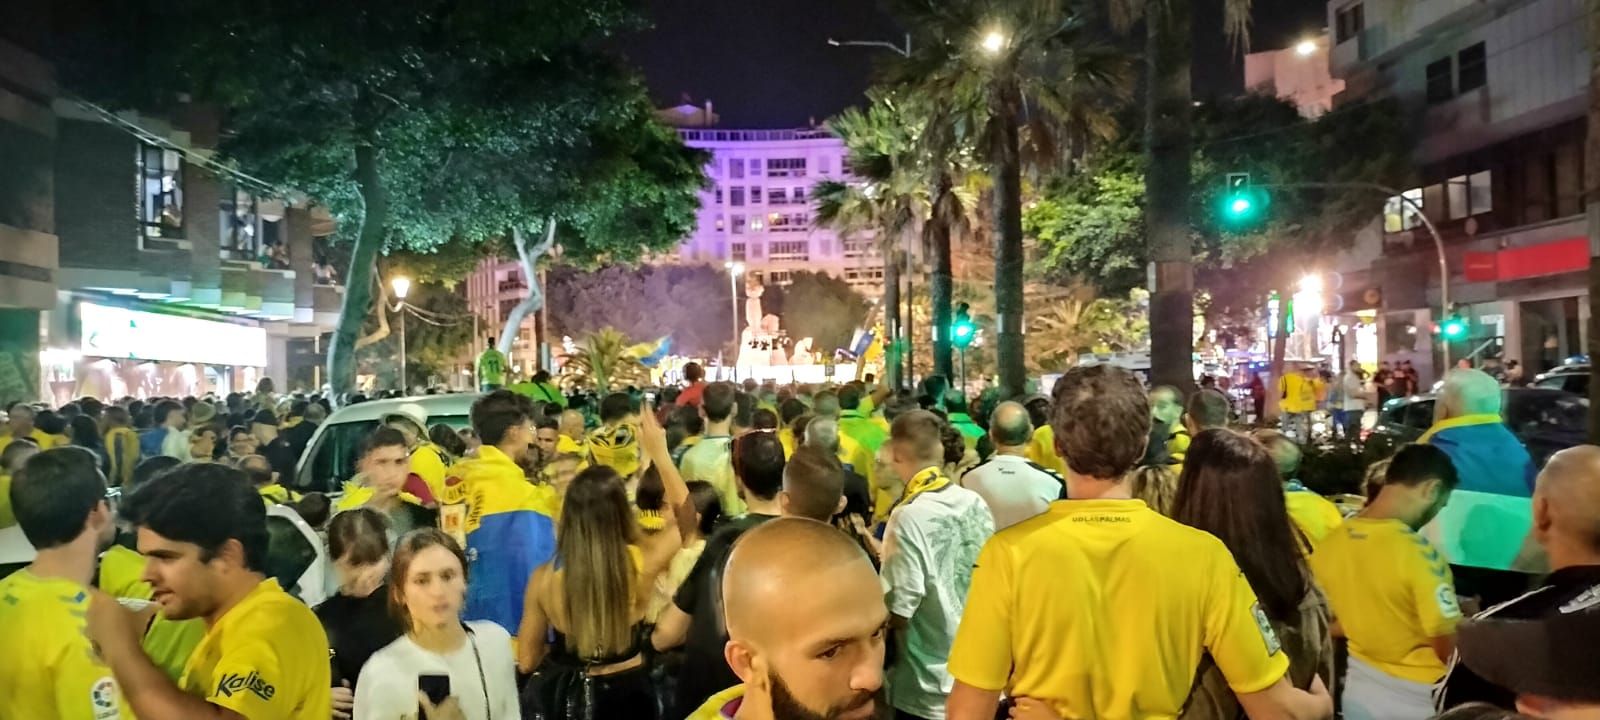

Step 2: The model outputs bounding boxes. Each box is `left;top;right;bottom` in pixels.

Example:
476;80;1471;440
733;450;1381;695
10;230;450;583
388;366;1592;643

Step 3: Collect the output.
1050;366;1150;479
12;448;107;549
883;395;920;422
742;378;758;393
287;400;310;419
752;408;779;431
683;362;704;383
238;455;275;487
892;410;947;464
358;427;410;459
122;463;268;570
733;392;757;429
599;392;634;423
943;391;970;415
779;398;808;425
702;382;736;423
531;370;552;384
732;431;786;501
228;425;253;441
129;455;182;495
471;390;535;446
1186;389;1231;430
670;404;705;437
327;507;390;566
0;437;38;473
838;385;864;411
1385;444;1460;490
783;446;844;522
534;415;560;432
429;423;468;457
154;400;183;425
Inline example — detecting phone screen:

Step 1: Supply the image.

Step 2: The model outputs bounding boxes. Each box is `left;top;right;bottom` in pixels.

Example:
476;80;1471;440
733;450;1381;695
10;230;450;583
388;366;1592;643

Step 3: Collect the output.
418;673;451;706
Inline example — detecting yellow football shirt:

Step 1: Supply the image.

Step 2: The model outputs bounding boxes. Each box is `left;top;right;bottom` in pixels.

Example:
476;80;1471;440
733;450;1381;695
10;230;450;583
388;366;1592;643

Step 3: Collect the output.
1024;425;1069;477
179;579;331;719
98;545;208;681
410;443;449;500
0;427;56;453
1284;487;1345;549
1309;516;1460;684
948;499;1289;719
0;569;130;720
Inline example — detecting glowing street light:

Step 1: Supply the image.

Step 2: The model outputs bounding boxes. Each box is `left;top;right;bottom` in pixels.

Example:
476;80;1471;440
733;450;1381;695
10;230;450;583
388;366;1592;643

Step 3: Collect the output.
1295;39;1318;56
391;275;412;392
981;30;1006;55
390;275;411;300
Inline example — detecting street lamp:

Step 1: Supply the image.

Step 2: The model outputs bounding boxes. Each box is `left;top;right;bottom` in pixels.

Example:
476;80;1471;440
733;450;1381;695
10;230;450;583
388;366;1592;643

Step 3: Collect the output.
826;34;912;58
391;275;411;393
981;30;1007;55
725;261;744;379
1295;39;1318;57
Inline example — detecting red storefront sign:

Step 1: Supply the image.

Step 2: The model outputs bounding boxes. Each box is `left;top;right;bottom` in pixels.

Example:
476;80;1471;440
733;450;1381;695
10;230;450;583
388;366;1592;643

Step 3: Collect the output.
1462;237;1588;283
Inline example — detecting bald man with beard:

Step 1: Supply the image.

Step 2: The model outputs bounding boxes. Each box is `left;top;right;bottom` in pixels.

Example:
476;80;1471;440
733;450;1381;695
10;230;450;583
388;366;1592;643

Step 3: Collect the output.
686;518;889;720
1436;444;1600;711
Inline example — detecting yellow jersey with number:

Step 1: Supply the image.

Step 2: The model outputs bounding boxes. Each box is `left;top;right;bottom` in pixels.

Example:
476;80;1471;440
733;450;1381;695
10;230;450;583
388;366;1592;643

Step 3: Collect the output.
1309;516;1460;684
948;499;1289;719
0;569;130;720
179;579;331;719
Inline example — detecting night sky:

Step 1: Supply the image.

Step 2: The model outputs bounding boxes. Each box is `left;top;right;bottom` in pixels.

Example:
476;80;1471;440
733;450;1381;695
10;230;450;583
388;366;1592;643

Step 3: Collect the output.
626;0;1331;128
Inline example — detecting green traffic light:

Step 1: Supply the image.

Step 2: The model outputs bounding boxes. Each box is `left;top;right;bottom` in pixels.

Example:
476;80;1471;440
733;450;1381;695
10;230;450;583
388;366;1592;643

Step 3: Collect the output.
1229;197;1252;214
1442;318;1467;339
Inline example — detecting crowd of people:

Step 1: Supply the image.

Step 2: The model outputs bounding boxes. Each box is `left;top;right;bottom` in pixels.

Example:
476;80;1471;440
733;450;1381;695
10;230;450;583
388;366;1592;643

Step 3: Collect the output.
0;361;1596;720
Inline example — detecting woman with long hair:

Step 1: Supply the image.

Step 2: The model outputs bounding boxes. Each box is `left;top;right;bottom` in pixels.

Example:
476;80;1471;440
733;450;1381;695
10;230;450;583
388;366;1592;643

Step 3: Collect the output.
1171;429;1331;719
517;405;688;720
354;529;519;720
67;414;109;475
316;508;401;720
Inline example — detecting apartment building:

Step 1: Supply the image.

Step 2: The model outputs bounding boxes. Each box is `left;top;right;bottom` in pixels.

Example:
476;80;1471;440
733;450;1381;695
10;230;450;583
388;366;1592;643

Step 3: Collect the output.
1328;0;1590;375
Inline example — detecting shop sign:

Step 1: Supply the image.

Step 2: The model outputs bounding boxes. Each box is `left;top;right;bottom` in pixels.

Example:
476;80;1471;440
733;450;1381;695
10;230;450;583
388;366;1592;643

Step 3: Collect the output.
80;302;268;367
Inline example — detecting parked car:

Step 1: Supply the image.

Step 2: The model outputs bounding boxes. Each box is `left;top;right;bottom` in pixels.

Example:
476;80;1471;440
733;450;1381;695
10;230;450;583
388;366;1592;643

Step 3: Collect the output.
1533;369;1589;396
1372;387;1588;467
291;394;477;495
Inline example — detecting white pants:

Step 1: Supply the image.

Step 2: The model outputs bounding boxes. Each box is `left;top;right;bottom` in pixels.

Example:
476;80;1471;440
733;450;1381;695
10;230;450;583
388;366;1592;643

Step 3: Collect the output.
1341;656;1436;720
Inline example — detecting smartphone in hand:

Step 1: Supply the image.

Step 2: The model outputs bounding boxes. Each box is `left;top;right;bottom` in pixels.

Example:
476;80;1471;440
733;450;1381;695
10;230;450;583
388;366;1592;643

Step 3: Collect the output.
419;673;451;707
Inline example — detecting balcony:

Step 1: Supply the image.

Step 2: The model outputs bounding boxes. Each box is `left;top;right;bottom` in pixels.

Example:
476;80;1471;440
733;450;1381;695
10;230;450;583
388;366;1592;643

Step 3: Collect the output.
498;278;528;293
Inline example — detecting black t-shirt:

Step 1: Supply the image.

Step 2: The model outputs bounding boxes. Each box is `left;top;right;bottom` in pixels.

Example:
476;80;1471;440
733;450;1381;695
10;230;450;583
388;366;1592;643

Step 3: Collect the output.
671;512;778;715
315;583;404;687
1437;565;1600;710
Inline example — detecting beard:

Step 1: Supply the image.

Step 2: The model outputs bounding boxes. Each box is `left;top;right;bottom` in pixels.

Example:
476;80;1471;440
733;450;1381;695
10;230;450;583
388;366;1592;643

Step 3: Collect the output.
767;670;883;720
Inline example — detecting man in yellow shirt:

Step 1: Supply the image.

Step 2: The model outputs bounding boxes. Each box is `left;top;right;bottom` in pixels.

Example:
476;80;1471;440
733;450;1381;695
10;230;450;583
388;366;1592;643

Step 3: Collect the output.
0;447;131;720
679;382;745;517
1311;443;1462;720
946;365;1332;720
686;517;888;720
1278;364;1324;443
1255;429;1345;550
86;463;331;719
0;402;56;453
836;385;888;458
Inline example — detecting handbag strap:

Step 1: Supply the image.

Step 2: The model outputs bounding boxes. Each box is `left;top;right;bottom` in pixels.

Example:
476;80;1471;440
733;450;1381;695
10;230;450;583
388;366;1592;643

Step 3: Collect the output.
465;624;493;720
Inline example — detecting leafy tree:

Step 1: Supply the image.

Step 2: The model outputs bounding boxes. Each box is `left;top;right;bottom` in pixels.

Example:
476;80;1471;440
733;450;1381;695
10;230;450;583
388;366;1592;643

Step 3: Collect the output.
558;328;653;392
68;0;692;399
762;272;874;356
355;281;472;389
1028;285;1149;372
545;265;733;358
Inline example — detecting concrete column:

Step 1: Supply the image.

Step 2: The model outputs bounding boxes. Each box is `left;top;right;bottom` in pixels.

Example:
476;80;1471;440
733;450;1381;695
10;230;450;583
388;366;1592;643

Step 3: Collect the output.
0;309;42;402
286;206;314;322
266;334;289;391
186;167;222;305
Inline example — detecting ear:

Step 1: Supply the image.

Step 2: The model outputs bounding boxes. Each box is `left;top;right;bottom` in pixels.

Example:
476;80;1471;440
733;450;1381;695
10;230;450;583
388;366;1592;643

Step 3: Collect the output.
778;490;792;515
1533;492;1555;535
218;537;250;570
835;495;847;516
724;639;760;685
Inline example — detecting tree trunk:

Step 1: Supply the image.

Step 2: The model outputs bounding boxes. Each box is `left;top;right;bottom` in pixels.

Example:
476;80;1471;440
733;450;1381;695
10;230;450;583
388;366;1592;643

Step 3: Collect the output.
1146;0;1196;395
326;142;387;401
1586;0;1600;443
929;174;956;381
497;220;558;359
993;78;1028;401
1269;287;1292;422
883;245;902;390
354;263;390;350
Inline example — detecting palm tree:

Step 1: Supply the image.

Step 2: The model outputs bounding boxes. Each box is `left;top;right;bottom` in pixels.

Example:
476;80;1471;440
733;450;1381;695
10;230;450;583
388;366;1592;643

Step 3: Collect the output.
557;327;653;392
888;0;1132;400
815;95;931;389
1109;0;1252;392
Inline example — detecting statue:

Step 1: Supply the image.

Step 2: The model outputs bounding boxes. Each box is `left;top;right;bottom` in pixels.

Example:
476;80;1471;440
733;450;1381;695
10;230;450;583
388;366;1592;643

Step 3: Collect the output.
737;276;790;367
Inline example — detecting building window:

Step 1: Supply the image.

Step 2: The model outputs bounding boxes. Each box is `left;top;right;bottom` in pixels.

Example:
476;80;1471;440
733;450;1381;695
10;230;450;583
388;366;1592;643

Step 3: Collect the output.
1425;57;1454;104
731;242;746;261
770;240;810;261
768;270;792;284
750;216;766;231
792;186;808;204
845;267;885;282
768;188;787;205
730;187;745;207
768;158;808;177
729;159;745;180
768;212;810;232
1457;43;1486;93
732;215;746;234
843;238;873;258
715;187;724;205
819;156;832;174
1383;188;1425;233
751;186;762;204
139;143;184;239
220;188;259;261
1335;3;1364;44
1445;170;1494;221
708;159;720;178
715;215;726;231
748;159;762;176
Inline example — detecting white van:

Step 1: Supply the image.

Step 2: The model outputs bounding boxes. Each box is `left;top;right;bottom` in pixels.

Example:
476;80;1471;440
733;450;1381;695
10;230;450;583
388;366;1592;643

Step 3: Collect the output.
292;393;479;494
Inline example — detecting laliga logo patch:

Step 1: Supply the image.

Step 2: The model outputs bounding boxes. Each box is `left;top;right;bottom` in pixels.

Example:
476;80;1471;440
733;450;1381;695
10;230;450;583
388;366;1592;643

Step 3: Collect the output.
1251;602;1282;656
91;677;120;720
1436;584;1463;619
217;671;277;701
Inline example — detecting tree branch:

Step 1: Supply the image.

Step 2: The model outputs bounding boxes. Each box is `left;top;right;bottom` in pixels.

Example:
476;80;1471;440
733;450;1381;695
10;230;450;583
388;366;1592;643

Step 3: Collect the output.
496;218;558;356
355;261;392;349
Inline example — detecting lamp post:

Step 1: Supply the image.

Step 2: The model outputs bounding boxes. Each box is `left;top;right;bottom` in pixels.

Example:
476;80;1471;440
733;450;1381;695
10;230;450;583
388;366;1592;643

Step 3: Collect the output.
391;275;411;393
725;261;744;380
826;33;912;58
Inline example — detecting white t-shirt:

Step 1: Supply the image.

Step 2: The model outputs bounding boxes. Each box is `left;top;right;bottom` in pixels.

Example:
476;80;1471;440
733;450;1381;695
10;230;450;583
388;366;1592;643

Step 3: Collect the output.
1342;373;1368;411
354;620;520;720
880;484;995;719
959;453;1062;530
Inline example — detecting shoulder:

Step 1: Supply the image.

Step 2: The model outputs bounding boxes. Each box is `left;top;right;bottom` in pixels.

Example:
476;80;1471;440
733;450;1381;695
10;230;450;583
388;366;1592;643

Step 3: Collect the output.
468;620;513;649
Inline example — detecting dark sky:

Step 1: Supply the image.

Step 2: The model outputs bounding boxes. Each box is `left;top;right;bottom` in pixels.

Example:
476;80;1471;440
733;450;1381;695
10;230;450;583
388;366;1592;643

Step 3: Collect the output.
625;0;1331;128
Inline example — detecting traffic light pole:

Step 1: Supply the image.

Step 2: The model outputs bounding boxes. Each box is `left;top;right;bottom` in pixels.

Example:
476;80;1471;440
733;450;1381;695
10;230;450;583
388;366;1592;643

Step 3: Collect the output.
1253;181;1450;369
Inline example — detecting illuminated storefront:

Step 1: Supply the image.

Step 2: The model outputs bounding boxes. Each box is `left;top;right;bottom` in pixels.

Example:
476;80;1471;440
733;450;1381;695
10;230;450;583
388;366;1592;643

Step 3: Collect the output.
41;301;267;404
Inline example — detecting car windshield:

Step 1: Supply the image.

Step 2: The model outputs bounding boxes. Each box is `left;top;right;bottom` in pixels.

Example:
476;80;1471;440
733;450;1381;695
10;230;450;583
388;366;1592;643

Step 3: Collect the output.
299;413;470;493
1506;394;1588;434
